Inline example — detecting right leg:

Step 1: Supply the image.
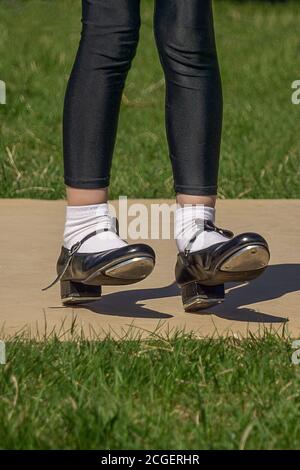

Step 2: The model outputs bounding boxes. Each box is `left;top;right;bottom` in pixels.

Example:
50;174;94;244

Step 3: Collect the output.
63;0;142;253
63;0;141;194
44;0;156;303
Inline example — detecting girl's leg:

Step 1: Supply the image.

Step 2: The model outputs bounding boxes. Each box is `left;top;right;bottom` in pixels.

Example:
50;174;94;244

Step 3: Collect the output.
64;0;141;204
62;0;141;253
154;0;222;208
153;1;270;311
44;0;156;301
154;0;224;251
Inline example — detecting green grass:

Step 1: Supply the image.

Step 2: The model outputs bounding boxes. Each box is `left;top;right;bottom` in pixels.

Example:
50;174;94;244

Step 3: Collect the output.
1;331;300;449
0;2;298;450
0;0;299;199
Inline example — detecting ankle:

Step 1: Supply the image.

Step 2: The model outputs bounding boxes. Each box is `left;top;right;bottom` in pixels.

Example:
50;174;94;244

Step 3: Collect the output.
176;193;216;208
66;186;108;206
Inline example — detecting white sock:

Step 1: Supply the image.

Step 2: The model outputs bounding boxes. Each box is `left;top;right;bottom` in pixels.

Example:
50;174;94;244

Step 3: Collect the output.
63;203;127;253
175;205;229;253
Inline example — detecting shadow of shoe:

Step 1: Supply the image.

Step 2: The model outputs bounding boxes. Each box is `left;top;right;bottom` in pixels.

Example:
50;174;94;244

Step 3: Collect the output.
65;264;299;323
79;282;180;319
203;263;300;323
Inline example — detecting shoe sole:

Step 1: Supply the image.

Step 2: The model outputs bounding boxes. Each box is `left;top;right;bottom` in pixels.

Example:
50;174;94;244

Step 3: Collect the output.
184;297;224;312
63;296;101;306
61;255;155;305
104;256;154;280
219;244;270;273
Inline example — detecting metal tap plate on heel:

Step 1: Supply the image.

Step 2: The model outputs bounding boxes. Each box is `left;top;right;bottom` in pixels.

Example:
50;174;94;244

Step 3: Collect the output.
182;282;225;312
61;280;102;306
219;244;270;273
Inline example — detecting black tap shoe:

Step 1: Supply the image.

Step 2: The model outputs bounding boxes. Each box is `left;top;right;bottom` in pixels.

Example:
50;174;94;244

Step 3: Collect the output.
175;220;270;312
43;229;155;305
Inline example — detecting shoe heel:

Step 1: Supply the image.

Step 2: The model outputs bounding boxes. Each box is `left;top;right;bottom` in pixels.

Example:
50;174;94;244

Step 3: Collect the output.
182;282;224;312
60;280;102;305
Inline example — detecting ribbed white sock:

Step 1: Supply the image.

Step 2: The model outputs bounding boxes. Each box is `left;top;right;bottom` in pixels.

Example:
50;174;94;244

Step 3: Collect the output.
175;205;229;253
63;203;127;253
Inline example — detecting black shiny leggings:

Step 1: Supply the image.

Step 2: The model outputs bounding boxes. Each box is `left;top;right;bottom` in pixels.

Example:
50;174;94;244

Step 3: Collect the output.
63;0;222;196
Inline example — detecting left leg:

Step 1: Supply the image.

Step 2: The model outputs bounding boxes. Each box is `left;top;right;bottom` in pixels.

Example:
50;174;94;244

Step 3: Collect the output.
154;0;270;311
154;0;228;251
154;0;222;201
